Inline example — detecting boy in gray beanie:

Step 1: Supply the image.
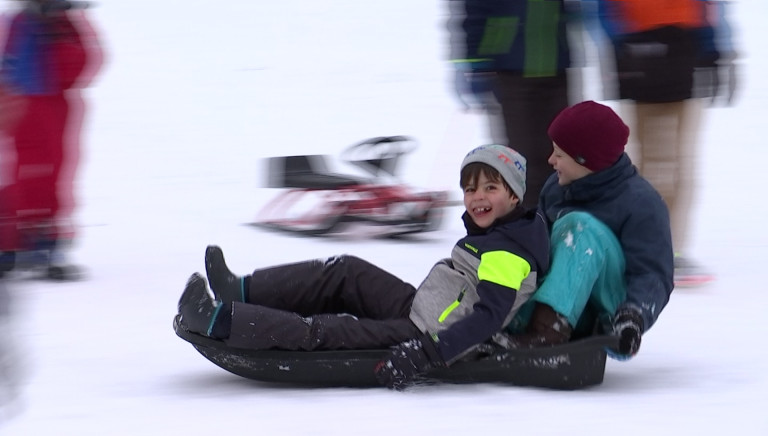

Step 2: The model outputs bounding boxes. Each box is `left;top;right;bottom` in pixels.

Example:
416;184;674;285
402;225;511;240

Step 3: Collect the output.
177;144;550;390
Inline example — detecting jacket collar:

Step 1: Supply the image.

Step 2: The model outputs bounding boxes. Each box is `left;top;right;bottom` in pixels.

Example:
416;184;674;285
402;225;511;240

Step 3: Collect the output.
462;205;529;235
561;153;636;202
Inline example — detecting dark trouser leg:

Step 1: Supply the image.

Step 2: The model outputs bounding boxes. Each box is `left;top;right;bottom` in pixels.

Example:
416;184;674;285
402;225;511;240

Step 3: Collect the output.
227;303;421;351
493;73;568;209
246;255;416;319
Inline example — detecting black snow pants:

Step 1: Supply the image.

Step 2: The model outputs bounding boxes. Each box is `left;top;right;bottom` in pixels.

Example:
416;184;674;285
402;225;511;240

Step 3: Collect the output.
226;255;421;351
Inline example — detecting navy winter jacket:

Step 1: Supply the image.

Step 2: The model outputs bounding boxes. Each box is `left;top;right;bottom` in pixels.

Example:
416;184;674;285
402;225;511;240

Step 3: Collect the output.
538;153;674;331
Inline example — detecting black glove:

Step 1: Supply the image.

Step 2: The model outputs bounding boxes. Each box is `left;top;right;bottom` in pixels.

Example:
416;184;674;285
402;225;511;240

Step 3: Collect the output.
611;308;644;360
374;334;445;390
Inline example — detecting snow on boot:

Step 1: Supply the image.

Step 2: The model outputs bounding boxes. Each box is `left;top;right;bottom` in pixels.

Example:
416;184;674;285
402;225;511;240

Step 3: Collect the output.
493;303;572;349
205;245;245;305
178;273;221;336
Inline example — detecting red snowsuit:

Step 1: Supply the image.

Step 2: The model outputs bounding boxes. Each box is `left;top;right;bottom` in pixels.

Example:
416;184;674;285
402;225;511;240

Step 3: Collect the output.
0;6;101;252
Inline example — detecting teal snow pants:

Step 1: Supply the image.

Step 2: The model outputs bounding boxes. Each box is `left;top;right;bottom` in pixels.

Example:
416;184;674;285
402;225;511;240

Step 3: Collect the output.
510;212;626;337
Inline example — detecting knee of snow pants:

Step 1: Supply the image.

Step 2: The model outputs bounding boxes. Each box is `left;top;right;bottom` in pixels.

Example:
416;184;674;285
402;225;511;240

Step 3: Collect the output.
527;212;627;329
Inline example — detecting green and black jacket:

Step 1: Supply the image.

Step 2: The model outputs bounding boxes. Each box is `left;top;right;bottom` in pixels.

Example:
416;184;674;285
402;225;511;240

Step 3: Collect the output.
409;207;550;363
449;0;571;76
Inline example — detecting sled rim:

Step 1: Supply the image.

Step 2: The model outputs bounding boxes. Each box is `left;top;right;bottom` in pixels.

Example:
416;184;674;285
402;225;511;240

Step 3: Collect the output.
174;314;618;360
174;315;619;389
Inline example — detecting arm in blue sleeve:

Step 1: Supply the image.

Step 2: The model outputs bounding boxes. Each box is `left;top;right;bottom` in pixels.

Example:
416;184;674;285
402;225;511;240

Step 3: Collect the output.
619;201;674;332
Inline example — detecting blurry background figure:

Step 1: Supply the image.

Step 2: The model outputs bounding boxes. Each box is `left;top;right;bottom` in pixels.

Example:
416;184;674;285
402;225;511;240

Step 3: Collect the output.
597;0;737;286
569;0;619;100
0;0;102;278
0;281;24;422
447;0;580;209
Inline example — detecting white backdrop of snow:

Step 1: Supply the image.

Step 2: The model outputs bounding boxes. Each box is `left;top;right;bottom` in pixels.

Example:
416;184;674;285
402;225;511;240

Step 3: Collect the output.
1;1;766;435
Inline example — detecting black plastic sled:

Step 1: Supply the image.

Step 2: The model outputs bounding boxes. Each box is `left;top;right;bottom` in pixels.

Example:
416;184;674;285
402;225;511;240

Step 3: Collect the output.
174;315;619;390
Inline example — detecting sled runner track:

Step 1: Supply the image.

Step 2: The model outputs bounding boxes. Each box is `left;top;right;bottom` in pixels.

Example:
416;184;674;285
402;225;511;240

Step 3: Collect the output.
174;315;619;390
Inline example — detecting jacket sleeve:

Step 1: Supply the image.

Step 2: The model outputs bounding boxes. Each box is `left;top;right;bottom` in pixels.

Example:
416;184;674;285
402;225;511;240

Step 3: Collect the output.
618;194;674;332
66;10;104;88
49;15;87;90
433;250;531;364
449;0;497;68
596;0;624;40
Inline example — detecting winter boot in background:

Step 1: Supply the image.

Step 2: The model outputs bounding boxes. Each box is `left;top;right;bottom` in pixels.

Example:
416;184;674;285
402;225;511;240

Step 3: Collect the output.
17;236;83;281
40;238;83;281
674;255;714;287
4;222;84;281
0;252;15;279
493;303;573;349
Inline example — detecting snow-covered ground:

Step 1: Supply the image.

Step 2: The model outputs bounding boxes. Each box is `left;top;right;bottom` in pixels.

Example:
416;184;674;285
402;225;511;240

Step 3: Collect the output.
2;1;766;435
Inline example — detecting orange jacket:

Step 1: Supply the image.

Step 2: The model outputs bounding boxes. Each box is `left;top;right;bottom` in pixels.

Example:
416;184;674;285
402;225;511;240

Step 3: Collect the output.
605;0;708;34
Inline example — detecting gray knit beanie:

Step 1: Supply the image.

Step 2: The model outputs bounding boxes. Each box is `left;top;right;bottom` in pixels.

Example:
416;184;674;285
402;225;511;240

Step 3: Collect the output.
461;144;527;202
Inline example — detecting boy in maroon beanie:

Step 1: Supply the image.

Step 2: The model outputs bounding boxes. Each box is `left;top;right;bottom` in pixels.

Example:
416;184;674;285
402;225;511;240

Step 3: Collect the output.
497;101;674;360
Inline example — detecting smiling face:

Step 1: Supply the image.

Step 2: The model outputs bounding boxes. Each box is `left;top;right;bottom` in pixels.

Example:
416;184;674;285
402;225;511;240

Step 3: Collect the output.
547;143;593;185
462;170;519;229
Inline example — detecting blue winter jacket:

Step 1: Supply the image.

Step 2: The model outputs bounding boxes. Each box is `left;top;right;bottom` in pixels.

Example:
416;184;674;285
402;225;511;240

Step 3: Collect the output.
538;153;674;332
448;0;571;76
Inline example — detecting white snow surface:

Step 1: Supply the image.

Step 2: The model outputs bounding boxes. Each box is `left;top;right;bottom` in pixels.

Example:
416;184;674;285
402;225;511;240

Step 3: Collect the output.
2;1;767;435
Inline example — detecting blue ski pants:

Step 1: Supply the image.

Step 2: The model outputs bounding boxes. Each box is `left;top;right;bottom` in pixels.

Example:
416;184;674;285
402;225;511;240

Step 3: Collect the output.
510;212;627;335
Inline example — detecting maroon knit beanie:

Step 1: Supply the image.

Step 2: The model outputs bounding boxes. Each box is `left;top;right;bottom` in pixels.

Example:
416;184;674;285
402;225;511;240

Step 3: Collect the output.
547;101;630;172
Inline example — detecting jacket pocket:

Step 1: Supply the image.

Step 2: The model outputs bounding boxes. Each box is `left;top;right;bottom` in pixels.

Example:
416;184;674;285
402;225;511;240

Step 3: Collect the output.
438;288;466;323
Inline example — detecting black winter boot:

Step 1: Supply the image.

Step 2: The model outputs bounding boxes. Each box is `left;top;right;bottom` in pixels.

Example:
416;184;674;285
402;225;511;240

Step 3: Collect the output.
205;245;245;305
0;252;16;278
495;303;572;349
178;273;221;336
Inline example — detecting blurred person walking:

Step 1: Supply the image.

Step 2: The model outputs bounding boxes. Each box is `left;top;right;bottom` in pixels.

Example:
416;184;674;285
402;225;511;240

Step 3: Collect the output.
0;280;23;421
597;0;737;286
447;0;579;209
0;0;102;279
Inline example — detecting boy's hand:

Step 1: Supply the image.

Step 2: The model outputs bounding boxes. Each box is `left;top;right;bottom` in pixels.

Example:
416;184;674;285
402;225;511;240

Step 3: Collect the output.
374;334;444;390
611;308;644;359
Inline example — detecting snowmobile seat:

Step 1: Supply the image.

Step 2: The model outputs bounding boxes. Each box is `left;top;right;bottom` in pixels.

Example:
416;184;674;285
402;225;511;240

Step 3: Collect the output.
266;155;365;189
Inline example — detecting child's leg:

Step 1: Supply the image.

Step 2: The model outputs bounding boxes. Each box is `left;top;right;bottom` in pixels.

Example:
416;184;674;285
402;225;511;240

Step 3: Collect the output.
530;212;626;328
248;255;416;319
226;303;421;351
